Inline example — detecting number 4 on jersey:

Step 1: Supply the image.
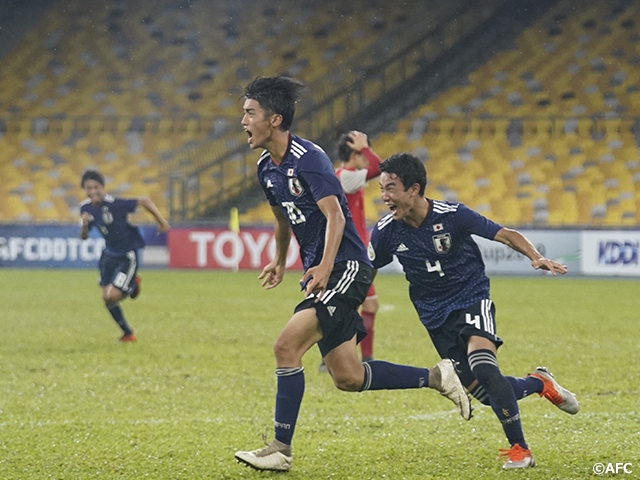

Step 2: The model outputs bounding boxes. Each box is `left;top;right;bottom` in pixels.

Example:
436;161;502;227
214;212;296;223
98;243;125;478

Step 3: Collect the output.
465;313;481;328
425;259;444;277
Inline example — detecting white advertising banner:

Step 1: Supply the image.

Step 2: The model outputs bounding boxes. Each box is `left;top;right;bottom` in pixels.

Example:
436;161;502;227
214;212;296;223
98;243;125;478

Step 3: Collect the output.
473;230;581;276
581;231;640;276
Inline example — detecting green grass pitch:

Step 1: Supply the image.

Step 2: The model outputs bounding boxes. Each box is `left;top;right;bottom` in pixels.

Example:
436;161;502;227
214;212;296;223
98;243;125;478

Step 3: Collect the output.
0;268;638;479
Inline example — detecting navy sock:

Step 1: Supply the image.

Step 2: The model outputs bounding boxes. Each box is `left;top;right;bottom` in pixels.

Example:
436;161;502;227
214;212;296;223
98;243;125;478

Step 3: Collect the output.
360;360;428;391
106;303;133;335
469;349;527;449
506;376;544;399
274;367;305;446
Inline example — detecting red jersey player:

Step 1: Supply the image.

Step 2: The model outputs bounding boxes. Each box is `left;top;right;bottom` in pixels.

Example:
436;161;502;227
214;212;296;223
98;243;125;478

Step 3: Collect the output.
335;130;382;362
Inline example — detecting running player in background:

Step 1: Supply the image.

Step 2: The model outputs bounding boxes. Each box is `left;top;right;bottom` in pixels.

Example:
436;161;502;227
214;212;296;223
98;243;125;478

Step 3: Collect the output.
368;153;579;470
234;76;471;473
79;169;170;342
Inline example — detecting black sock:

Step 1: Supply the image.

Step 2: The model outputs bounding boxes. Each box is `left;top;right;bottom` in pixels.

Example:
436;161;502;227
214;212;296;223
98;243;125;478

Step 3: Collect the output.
106;303;133;335
469;349;527;449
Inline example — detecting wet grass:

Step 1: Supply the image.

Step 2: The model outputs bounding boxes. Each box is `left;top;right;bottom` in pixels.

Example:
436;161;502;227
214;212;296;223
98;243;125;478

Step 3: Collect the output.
0;269;638;479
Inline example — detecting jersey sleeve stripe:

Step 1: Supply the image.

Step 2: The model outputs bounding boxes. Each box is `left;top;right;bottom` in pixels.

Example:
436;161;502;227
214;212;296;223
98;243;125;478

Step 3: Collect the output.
377;214;394;230
291;144;306;159
257;150;270;165
432;200;459;213
291;140;308;154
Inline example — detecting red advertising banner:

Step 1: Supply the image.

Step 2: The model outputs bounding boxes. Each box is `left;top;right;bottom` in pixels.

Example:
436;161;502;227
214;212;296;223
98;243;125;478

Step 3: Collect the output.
168;228;303;270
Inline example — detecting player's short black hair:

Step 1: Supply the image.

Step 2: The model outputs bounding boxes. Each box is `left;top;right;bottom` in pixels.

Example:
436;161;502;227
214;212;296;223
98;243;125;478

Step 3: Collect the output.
337;132;371;162
380;153;427;196
243;76;305;131
81;169;105;187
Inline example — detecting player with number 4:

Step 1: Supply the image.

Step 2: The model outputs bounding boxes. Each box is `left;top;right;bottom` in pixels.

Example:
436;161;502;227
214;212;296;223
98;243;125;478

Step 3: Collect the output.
368;153;580;470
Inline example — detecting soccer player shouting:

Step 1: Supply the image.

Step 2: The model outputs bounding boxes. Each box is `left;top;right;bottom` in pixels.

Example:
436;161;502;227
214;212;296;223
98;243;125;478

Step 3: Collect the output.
234;76;471;472
368;153;579;469
80;169;170;341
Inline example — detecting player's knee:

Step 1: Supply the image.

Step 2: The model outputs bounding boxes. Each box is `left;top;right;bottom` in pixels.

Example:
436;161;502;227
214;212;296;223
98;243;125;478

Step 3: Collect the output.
103;292;120;304
272;336;301;364
331;371;362;392
103;286;123;304
363;297;379;314
272;337;287;358
471;363;503;387
371;297;380;313
468;349;503;388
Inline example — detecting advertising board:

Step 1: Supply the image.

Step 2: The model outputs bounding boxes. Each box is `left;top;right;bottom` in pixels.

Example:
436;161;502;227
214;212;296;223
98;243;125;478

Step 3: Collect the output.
168;228;303;270
581;231;640;276
0;224;165;268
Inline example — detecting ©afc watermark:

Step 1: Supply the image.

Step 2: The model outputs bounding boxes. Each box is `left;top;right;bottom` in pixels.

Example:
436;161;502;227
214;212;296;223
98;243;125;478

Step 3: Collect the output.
593;463;633;475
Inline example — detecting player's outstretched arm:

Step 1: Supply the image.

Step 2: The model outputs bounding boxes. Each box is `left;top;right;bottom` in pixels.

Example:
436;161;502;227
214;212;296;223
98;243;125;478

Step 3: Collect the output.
138;197;170;233
494;227;567;275
259;205;291;290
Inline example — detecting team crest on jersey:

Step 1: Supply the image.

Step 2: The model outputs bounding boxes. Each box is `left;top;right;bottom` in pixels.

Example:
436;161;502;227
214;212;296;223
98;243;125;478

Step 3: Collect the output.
432;233;451;254
367;242;376;261
288;177;304;196
101;206;113;225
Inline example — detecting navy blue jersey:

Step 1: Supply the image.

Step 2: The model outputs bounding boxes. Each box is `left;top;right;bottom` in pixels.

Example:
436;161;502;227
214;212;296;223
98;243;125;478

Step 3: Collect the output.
369;199;503;329
257;134;370;271
80;195;145;256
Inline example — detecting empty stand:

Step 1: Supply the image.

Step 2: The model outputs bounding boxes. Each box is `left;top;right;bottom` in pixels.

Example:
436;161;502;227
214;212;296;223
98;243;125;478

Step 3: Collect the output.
1;0;469;222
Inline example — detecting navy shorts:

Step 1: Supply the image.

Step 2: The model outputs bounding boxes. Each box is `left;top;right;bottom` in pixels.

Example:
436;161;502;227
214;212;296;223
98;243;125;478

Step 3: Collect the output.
98;250;139;295
427;299;503;387
294;260;372;358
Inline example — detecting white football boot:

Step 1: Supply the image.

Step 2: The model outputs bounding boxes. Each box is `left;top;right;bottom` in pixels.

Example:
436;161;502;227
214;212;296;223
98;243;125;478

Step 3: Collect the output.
430;358;472;420
235;439;293;472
